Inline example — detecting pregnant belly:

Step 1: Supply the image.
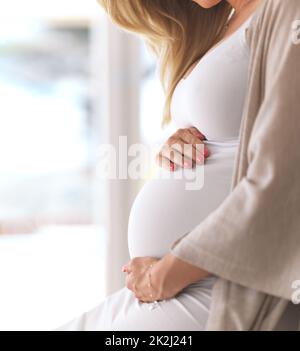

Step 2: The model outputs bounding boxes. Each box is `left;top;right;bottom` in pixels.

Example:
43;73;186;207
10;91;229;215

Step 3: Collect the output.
128;142;238;259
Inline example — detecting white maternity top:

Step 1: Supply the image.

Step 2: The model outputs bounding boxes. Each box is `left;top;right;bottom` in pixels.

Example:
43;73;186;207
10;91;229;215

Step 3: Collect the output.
56;15;256;332
128;17;252;260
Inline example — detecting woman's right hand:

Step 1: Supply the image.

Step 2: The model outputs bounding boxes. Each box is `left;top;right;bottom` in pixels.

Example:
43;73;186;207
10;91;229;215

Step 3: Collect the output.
156;127;210;171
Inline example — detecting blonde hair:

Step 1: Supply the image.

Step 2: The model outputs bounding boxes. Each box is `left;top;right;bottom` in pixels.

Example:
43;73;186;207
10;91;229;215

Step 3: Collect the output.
97;0;232;126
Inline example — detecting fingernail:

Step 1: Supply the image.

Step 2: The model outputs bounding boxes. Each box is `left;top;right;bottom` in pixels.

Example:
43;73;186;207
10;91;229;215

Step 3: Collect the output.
204;147;210;158
195;131;207;140
200;134;207;141
170;163;175;172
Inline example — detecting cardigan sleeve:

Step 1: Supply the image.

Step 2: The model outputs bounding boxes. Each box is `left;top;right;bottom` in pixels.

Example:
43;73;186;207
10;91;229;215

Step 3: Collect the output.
169;0;300;300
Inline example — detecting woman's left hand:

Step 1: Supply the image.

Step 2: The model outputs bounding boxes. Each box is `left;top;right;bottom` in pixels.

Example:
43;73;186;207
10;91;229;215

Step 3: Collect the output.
123;256;160;302
123;254;211;303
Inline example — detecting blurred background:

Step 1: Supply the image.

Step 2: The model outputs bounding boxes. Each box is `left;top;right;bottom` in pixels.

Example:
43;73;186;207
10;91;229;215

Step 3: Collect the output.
0;0;171;330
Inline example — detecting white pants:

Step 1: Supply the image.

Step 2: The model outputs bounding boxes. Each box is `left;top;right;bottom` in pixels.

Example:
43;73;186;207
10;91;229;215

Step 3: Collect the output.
56;276;217;331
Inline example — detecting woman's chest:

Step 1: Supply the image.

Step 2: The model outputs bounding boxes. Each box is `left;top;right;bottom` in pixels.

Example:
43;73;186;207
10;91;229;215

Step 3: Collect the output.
171;33;250;141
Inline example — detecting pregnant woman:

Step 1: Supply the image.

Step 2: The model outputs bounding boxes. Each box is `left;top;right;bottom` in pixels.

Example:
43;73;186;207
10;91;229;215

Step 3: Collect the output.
57;0;265;331
56;0;288;331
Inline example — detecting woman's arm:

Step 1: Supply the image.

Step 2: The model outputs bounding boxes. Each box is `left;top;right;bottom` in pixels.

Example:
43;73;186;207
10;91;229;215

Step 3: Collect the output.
124;253;210;302
150;253;211;300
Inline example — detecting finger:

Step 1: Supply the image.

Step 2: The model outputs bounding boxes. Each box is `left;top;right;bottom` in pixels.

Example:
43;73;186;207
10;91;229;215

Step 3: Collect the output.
161;144;192;169
192;143;207;165
137;295;151;303
125;274;131;290
179;128;204;149
125;259;135;274
156;153;176;172
168;129;204;168
179;129;209;163
126;256;148;274
161;130;202;168
189;127;207;141
171;142;195;168
170;136;203;166
134;290;151;303
125;272;135;291
166;140;204;168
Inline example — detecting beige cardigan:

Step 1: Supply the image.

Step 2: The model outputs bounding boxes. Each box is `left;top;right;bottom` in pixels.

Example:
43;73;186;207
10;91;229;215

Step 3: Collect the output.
169;0;300;331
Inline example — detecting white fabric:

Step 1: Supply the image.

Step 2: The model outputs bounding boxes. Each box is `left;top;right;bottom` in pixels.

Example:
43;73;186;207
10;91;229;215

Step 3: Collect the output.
56;278;215;331
127;16;253;259
56;16;253;331
171;18;252;142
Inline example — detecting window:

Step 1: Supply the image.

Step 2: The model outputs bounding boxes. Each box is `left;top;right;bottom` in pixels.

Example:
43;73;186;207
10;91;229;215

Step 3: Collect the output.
0;5;103;234
0;1;106;331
